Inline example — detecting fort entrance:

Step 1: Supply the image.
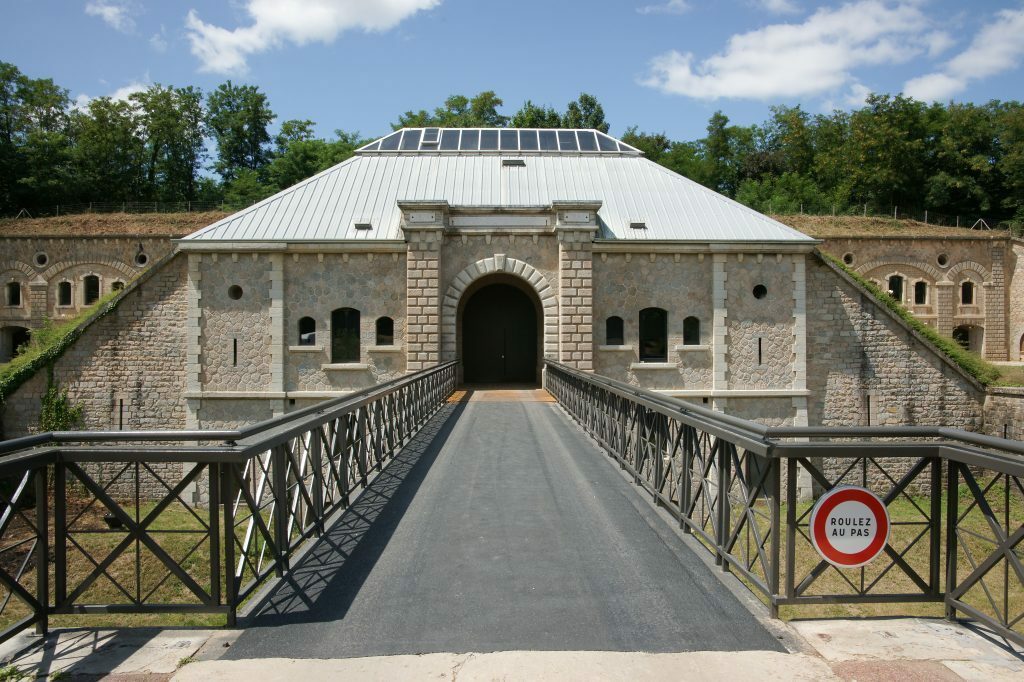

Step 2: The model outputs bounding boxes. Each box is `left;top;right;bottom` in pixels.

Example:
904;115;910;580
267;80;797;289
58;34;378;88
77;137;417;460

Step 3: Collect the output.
459;278;540;385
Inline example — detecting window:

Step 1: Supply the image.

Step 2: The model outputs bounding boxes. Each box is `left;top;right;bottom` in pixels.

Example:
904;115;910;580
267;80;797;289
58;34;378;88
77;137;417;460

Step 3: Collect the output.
961;281;974;305
683;316;701;345
639;307;667;362
112;281;124;292
84;275;100;305
914;281;927;305
58;281;72;306
752;284;767;299
298;316;316;346
605;316;624;345
887;275;903;302
331;307;360;362
5;282;21;307
375;316;394;346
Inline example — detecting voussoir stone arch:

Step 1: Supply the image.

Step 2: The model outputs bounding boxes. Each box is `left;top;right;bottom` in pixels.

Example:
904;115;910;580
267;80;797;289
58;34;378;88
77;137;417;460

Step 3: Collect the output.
41;258;136;282
441;254;558;361
0;261;37;278
855;259;944;282
943;260;989;282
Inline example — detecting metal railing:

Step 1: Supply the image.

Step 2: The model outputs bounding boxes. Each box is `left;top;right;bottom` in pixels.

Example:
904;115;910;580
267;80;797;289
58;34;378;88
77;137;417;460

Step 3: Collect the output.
0;361;457;643
544;360;1024;646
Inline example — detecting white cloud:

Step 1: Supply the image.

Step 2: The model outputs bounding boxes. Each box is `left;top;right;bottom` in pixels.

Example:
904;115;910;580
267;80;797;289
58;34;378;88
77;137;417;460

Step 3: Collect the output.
904;7;1024;101
185;0;441;74
73;79;149;110
641;1;943;101
754;0;800;14
150;26;168;53
637;0;691;15
85;1;135;33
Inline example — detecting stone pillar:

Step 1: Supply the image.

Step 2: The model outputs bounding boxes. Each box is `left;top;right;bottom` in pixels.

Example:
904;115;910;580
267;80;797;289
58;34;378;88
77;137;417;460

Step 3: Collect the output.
185;254;203;429
712;254;729;398
792;254;815;500
27;278;47;328
556;227;595;371
935;281;955;338
268;253;285;415
983;245;1007;359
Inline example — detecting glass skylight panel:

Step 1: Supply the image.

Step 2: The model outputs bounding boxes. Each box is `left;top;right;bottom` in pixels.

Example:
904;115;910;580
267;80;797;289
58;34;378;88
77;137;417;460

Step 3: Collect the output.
379;131;402;150
519;129;539;150
399;129;421;150
577;131;598;151
460;130;480;150
500;129;518;150
422;127;440;144
617;142;634;152
557;130;578;151
597;133;618;152
439;129;460;150
361;140;381;151
539;130;558;151
480;129;499;150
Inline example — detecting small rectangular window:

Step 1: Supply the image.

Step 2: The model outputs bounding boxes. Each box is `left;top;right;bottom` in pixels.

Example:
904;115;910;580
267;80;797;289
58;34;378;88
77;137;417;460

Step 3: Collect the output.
84;275;100;305
501;158;526;167
914;281;928;305
6;282;21;307
232;338;238;367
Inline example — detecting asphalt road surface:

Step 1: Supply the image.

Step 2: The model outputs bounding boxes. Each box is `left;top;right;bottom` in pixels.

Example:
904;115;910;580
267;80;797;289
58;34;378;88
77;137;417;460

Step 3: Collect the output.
224;396;785;658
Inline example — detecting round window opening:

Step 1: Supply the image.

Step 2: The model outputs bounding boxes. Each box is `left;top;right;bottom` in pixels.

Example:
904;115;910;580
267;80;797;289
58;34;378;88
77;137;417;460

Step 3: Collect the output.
34;252;48;267
937;253;949;267
842;253;854;265
134;253;149;267
228;285;243;300
753;284;768;299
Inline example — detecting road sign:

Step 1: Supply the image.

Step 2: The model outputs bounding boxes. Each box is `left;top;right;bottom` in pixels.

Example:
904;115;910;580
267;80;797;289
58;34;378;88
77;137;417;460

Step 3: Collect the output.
809;486;890;568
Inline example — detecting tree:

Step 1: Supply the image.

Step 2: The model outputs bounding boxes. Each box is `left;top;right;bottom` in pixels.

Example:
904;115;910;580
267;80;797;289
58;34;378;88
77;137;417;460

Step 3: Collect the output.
206;81;274;182
620;127;671;163
393;92;508;128
133;85;206;200
274;119;315;154
510;100;561;128
562;93;609;132
72;96;146;200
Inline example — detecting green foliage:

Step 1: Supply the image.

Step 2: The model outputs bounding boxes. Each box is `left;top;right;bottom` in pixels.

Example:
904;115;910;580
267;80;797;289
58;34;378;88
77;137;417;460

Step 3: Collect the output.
822;253;1003;386
0;292;119;402
206;80;275;182
510;100;562;128
0;665;26;681
562;93;609;132
394;91;509;129
39;380;84;431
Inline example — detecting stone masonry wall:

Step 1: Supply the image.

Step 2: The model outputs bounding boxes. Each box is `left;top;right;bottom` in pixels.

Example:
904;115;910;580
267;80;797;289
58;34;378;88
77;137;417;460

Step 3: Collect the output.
1010;242;1024;360
983;388;1024;441
558;230;594;370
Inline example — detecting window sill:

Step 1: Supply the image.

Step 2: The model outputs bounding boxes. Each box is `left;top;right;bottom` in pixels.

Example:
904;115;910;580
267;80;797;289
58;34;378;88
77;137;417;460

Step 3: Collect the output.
321;363;370;371
289;344;324;352
367;345;402;352
673;344;709;351
630;362;677;370
598;344;633;351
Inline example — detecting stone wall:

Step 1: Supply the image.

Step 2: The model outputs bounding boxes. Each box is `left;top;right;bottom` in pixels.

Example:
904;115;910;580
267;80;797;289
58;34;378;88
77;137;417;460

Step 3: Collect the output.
724;255;795;390
805;254;984;430
1010;242;1024;360
1;254;190;438
983;388;1024;441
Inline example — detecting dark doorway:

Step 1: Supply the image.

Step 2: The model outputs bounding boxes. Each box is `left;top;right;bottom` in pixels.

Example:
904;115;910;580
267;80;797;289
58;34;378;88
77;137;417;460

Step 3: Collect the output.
462;283;538;384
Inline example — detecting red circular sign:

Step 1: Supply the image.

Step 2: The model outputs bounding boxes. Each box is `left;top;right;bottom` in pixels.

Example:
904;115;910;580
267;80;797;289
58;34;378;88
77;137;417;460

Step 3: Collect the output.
810;486;890;568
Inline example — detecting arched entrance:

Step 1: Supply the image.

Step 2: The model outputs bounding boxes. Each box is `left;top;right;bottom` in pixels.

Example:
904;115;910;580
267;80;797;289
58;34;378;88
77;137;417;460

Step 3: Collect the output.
952;324;984;354
0;326;31;363
459;277;540;385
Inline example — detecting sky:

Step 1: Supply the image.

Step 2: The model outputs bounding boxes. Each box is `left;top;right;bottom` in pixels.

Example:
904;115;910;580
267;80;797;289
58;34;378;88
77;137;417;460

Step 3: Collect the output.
3;0;1024;142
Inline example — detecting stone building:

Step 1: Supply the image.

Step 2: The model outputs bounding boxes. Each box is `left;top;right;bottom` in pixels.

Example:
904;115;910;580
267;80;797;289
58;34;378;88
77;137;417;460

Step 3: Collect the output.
1;128;1017;439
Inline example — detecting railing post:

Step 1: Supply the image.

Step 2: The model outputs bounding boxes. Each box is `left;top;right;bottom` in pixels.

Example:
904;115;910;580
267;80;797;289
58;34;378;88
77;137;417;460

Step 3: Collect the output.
208;464;221;608
679;426;691;532
272;446;289;576
53;462;66;608
222;464;238;627
769;457;781;618
945;459;959;621
34;466;49;636
785;457;797;600
717;440;730;570
929;456;941;596
310;427;325;536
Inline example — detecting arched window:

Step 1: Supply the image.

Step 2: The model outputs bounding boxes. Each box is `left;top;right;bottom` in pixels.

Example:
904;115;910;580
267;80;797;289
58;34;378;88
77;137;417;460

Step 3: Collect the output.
331;308;360;362
83;275;100;305
887;275;904;302
5;282;21;307
639;307;667;362
605;316;624;345
683;316;701;345
298;316;316;346
914;281;927;305
961;281;975;305
58;281;72;306
376;316;394;345
111;281;124;292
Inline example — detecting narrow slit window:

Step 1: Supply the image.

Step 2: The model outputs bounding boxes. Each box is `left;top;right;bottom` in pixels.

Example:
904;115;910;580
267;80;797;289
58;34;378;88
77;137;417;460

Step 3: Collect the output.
887;275;904;302
298;316;316;346
682;316;700;345
757;337;763;365
961;281;974;305
914;281;927;305
58;281;72;306
639;307;667;363
331;307;360;362
606;316;624;345
5;282;21;307
232;338;238;366
376;316;394;346
84;275;100;305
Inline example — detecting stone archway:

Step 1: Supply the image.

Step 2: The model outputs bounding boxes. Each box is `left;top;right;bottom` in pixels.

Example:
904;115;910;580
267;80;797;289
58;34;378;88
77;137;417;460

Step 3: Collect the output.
441;255;557;361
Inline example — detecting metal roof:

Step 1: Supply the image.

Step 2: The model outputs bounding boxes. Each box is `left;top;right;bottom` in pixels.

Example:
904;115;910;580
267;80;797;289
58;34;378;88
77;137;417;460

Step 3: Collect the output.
184;129;815;244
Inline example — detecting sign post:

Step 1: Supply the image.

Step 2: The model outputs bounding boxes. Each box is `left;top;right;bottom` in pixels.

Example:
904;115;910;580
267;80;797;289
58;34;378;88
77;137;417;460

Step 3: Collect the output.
809;486;890;568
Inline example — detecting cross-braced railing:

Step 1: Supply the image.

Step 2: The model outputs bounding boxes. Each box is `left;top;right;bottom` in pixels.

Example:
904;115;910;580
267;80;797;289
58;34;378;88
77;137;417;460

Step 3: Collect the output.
544;360;1024;646
0;360;456;643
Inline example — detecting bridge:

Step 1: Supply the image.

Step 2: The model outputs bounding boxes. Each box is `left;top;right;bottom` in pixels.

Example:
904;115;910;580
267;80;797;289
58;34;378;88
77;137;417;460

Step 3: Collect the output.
0;361;1022;657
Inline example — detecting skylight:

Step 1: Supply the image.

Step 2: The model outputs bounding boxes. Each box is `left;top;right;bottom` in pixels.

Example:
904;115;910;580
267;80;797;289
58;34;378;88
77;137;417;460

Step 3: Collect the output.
357;128;641;155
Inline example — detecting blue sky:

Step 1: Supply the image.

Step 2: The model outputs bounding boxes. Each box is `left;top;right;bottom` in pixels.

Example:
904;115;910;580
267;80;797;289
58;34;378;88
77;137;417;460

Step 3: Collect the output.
3;1;1023;142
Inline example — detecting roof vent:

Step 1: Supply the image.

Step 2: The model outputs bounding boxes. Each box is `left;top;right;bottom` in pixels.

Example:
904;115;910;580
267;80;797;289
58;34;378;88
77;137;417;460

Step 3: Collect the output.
629;221;647;230
502;158;526;167
354;222;373;231
422;127;440;145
